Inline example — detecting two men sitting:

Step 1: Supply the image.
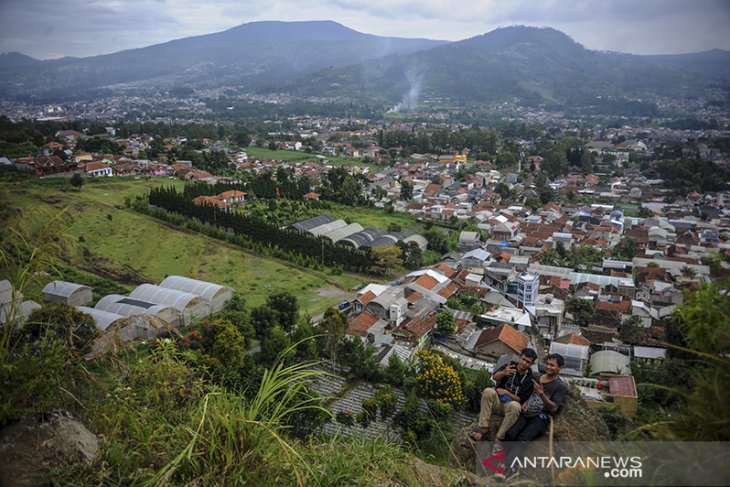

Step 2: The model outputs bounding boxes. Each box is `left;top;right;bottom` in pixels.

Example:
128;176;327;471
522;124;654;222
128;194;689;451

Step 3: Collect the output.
471;349;568;478
469;348;537;449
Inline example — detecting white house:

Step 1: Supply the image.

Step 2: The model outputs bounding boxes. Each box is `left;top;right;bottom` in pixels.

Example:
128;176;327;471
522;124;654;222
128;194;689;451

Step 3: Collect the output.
84;162;113;177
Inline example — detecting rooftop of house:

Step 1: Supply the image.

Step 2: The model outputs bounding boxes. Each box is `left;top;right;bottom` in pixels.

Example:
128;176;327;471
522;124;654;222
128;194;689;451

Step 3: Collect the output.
474;324;529;354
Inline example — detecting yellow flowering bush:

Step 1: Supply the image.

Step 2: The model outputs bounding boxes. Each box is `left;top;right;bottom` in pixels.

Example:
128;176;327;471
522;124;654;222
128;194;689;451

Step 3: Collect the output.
415;349;465;408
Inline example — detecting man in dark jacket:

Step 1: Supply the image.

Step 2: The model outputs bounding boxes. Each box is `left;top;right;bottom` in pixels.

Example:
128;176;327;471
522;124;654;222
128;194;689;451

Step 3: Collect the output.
470;348;537;450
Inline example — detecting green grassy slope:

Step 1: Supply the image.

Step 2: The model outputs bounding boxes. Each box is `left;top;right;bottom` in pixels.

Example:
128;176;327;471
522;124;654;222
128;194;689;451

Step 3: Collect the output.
5;178;367;315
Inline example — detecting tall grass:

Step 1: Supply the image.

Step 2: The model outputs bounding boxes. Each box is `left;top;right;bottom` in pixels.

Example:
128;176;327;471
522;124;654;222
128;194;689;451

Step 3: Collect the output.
62;341;332;485
0;209;70;348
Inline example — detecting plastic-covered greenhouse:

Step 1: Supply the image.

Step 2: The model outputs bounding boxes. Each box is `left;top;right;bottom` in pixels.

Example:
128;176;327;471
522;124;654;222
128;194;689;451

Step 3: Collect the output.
549;342;590;377
42;280;93;306
77;306;125;331
158;276;233;314
309;219;347;237
95;294;180;327
403;234;428;251
322;223;363;243
1;280;13;306
290;214;334;233
1;279;40;326
589;350;631;376
1;299;40;326
340;227;384;249
129;284;211;325
370;234;399;248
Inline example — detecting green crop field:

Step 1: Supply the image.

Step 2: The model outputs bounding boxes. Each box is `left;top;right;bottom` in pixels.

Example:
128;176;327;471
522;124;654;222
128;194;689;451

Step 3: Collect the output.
245;199;421;233
3;177;368;316
245;146;383;171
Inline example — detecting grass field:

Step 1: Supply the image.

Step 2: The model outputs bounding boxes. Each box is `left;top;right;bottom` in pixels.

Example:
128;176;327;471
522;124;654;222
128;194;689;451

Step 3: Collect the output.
246;199;421;234
4;177;369;316
245;146;384;171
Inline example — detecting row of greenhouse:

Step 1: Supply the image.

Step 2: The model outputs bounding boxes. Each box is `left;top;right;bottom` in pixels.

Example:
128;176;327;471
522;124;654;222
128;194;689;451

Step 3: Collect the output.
289;214;428;251
39;276;233;340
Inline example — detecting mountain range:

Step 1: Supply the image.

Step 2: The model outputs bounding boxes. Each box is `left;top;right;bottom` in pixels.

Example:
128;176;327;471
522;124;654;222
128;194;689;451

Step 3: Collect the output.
1;20;728;114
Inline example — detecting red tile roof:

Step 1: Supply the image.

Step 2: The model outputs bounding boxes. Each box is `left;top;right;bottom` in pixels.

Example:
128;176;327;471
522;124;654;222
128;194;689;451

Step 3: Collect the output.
424;183;441;197
84;161;108;171
413;274;439;291
406;291;422;304
402;313;436;340
356;291;376;306
595;300;632;314
218;190;247;198
554;332;590;346
475;324;528;354
192;195;230;208
437;281;460;299
549;276;571;289
346;312;379;337
432;263;456;279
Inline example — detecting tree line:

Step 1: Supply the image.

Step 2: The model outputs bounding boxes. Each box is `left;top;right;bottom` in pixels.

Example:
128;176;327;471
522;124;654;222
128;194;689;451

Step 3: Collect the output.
148;186;377;273
181;173;312;201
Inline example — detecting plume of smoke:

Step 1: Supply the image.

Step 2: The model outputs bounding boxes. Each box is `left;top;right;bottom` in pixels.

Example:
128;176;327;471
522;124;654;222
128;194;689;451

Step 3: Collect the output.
389;68;423;113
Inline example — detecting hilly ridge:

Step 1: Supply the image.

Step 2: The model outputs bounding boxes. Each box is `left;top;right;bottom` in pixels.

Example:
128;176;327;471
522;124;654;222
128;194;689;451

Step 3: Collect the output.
0;22;728;114
286;26;730;110
0;20;446;100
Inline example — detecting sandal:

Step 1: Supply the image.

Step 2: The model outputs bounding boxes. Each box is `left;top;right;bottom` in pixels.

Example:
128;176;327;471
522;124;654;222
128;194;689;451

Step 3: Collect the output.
469;427;489;442
491;439;504;455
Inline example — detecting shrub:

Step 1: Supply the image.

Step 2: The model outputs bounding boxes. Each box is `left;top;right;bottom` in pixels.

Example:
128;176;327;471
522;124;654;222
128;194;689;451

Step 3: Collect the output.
336;410;355;427
374;385;397;420
0;335;70;423
23;303;98;353
415;349;465;408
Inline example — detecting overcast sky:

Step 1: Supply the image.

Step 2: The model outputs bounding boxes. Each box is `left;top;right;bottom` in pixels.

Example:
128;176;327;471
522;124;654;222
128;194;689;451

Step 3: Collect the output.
1;0;729;60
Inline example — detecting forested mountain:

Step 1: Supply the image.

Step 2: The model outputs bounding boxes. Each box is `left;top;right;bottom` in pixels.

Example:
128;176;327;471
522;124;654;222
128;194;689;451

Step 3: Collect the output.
1;22;728;115
0;20;445;100
285;26;730;112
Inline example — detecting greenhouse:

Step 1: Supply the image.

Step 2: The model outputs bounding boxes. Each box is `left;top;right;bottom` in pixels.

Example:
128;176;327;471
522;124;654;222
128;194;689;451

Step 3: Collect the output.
129;284;212;325
289;214;334;233
0;280;12;305
589;350;631;376
95;294;180;327
77;306;126;331
549;342;590;377
403;234;428;251
159;275;234;313
370;234;399;248
42;280;93;306
309;219;347;237
339;227;385;249
0;299;40;326
86;315;176;359
322;223;363;243
0;280;40;326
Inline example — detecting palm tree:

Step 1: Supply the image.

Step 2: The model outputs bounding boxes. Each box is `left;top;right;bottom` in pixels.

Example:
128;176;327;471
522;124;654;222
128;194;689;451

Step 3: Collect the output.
680;265;697;278
540;248;559;266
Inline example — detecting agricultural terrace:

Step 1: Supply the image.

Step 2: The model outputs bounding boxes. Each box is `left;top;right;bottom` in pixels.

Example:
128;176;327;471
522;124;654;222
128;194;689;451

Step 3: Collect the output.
2;177;366;316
